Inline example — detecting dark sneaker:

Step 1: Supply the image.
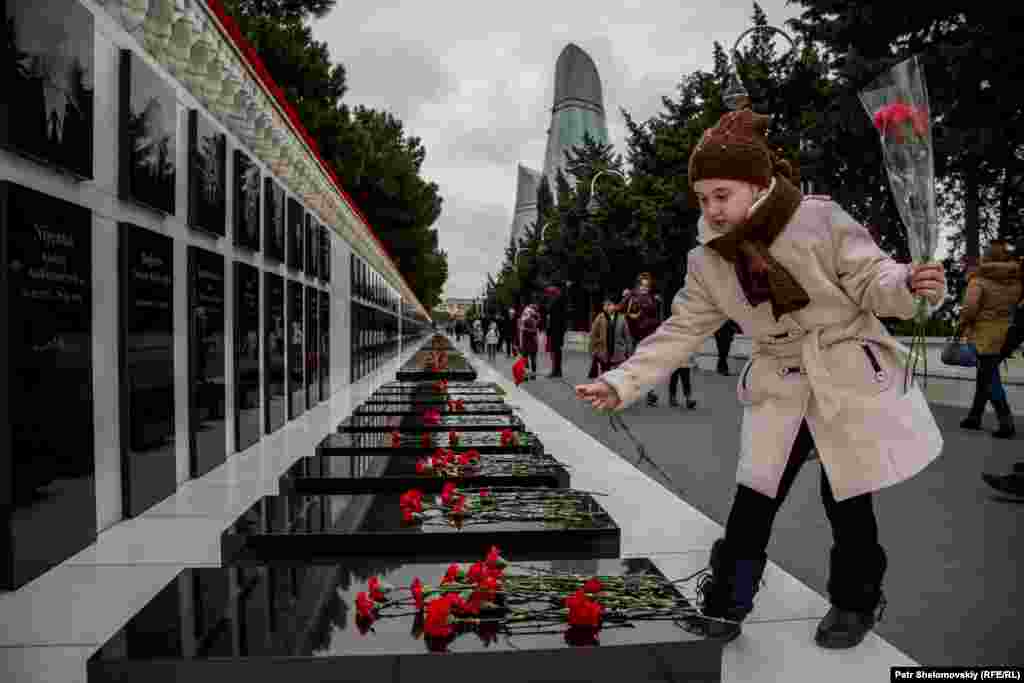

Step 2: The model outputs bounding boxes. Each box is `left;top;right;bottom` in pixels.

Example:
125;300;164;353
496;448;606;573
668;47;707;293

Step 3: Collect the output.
960;416;983;430
686;399;698;410
982;472;1024;497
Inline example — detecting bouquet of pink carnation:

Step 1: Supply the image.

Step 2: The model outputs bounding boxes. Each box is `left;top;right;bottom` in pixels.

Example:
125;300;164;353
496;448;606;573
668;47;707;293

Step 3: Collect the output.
859;55;939;390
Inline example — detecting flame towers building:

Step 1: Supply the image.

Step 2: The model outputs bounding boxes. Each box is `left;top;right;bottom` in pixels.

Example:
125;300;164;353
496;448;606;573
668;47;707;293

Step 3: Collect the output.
509;44;610;249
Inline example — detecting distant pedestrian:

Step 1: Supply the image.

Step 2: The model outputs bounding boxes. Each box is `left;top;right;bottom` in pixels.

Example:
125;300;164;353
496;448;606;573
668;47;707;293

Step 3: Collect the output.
518;305;540;378
501;308;516;357
471;319;483;354
485;320;500;361
715;320;739;376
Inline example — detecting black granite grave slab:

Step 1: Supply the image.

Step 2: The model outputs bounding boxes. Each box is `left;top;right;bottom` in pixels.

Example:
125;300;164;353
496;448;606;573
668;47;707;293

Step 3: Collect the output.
363;395;503;404
264;273;285;433
187;110;226;236
188;246;226;479
287;198;303;272
319;290;330;398
1;182;95;590
380;380;498;391
288;279;305;418
232;150;260;251
119;50;176;215
118;222;176;517
1;0;94;179
338;413;524;433
263;179;285;263
305;213;318;278
234;261;260;452
319;224;330;282
305;285;319;406
279;451;570;495
354;402;512;415
317;431;543;457
87;558;721;683
222;489;620;562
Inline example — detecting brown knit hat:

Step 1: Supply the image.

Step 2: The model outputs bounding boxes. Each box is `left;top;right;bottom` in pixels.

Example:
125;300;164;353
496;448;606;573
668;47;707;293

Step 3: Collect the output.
689;109;776;188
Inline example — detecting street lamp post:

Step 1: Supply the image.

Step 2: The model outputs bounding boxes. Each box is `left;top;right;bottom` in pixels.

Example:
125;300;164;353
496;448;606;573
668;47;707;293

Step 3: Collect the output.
722;25;816;194
586;169;629;213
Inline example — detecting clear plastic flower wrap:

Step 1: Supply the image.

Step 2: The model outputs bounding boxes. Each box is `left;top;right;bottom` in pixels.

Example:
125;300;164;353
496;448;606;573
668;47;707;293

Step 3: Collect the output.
859;56;939;390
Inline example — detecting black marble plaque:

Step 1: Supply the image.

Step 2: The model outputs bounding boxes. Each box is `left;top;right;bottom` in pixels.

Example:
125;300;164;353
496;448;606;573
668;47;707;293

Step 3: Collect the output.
287;198;303;272
118;222;176;518
233;150;260;251
305;214;318;278
119;50;176;215
316;430;543;457
88;559;721;683
305;285;319;406
264;273;285;434
188;246;226;479
223;490;620;562
0;0;94;179
319;225;330;282
319;290;330;398
263;179;284;263
287;279;305;418
187;110;226;236
235;261;260;452
1;182;94;590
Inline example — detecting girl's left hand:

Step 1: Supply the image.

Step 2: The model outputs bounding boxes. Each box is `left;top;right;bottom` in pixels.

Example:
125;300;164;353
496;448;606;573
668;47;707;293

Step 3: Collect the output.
908;263;946;305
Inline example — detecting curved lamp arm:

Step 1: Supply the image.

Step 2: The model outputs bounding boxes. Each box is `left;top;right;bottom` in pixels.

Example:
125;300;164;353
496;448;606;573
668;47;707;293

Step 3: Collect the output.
724;25;796;110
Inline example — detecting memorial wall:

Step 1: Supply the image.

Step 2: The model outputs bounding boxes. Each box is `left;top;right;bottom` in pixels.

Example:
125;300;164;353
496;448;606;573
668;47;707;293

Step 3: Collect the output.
0;0;430;591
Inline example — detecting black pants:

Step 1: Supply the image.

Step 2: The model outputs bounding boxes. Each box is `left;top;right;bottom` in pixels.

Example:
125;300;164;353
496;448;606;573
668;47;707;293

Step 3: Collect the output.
724;421;886;611
503;337;514;356
669;367;692;397
525;352;537;373
715;323;736;369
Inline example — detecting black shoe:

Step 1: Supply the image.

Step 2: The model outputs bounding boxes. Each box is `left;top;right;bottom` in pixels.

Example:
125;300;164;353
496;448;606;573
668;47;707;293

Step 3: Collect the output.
686;399;698;410
960;416;983;430
646;391;658;406
717;366;731;376
814;604;881;649
684;539;766;643
993;425;1017;439
982;472;1024;497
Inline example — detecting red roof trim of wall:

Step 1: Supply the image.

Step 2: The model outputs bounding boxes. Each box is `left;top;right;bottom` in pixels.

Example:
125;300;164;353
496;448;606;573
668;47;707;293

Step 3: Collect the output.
203;0;423;312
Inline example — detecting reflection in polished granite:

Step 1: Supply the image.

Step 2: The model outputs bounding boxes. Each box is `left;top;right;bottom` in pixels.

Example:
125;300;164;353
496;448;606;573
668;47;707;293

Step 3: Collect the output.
381;381;498;390
305;285;319;406
88;558;719;683
317;430;544;455
264;273;285;433
223;488;620;562
234;262;261;452
263;179;285;263
363;394;503;404
2;182;95;590
287;280;305;419
119;50;176;214
286;198;304;273
233;150;260;251
187;109;226;236
318;290;330;398
188;246;226;479
119;222;176;517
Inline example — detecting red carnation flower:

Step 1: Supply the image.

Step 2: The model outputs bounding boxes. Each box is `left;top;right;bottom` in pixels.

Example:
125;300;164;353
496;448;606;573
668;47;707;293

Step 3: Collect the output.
450;494;466;515
583;577;603;594
466;561;487;584
411;577;425;611
355;591;375;619
423;596;454;639
441;564;463;585
512;356;527;385
441;481;457;505
368;576;387;602
448;431;460;447
421;432;432;448
485;545;507;570
415;458;432;474
499;429;515;447
565;589;603;627
390;431;402;448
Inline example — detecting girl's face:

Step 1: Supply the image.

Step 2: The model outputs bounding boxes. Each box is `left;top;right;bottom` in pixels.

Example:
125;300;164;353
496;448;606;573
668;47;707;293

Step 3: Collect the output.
693;178;764;232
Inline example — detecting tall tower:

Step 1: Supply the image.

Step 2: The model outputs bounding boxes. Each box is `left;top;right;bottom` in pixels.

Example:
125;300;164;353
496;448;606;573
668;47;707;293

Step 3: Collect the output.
541;44;609;186
509;164;542;249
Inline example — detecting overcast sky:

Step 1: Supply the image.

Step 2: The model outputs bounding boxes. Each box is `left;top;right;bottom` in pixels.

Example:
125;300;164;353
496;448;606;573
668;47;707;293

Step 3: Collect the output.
311;0;806;302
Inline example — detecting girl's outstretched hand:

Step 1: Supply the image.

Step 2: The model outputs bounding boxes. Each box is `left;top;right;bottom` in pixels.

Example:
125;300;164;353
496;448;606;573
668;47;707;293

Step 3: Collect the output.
575;382;621;412
908;262;946;305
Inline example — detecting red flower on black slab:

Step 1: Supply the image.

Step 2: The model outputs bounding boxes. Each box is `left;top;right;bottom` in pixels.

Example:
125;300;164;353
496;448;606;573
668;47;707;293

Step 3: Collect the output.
415;458;432;474
390;430;402;448
450;494;466;515
478;487;491;499
565;589;603;627
441;564;463;585
423;595;455;639
400;489;424;512
421;432;432;448
441;481;457;505
368;576;388;603
499;429;515;447
422;408;441;426
485;545;507;570
448;431;460;447
411;577;425;611
583;577;603;595
466;561;487;585
356;591;375;619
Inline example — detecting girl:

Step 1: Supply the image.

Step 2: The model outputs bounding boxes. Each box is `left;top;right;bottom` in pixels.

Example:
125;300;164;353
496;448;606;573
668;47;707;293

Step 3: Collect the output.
518;305;540;379
485;320;500;362
575;108;947;649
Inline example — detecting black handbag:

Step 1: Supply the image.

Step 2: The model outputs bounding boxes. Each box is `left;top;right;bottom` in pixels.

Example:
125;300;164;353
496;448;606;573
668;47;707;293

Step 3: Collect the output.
941;326;977;368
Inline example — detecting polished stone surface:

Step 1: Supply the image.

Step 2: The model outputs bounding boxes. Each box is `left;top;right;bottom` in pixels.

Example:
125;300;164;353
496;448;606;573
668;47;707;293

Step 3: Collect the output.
188;247;226;479
2;182;95;590
319;290;330;397
263;273;286;433
318;224;330;282
119;50;175;214
338;413;522;432
87;558;719;683
262;179;285;263
287;280;305;418
223;489;620;561
304;213;318;277
1;0;94;179
187;110;226;236
355;401;511;414
286;198;304;272
234;261;261;452
232;150;260;251
317;430;543;455
305;285;319;406
119;222;176;517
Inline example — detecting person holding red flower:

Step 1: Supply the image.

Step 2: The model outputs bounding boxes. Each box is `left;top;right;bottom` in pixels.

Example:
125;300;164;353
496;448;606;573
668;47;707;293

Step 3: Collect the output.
575;108;947;649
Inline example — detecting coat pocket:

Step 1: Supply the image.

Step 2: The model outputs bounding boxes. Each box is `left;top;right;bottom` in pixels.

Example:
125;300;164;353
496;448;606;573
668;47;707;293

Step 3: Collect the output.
737;356;803;405
822;339;895;397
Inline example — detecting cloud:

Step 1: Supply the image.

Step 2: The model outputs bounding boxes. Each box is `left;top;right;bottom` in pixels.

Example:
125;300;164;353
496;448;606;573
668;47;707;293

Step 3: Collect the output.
311;0;805;300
